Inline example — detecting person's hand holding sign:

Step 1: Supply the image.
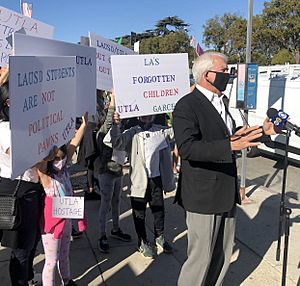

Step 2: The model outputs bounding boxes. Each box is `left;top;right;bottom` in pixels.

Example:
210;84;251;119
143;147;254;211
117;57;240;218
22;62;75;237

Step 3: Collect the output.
109;88;116;108
113;112;120;125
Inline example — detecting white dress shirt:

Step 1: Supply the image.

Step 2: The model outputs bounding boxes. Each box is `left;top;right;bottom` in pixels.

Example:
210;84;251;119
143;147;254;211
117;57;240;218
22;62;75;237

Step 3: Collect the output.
196;84;233;135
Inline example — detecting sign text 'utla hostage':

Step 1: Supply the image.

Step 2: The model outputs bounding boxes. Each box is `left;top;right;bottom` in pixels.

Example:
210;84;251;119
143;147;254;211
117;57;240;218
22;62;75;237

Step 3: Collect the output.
111;53;190;118
89;32;135;91
13;33;96;115
52;196;84;219
0;5;54;67
9;56;76;178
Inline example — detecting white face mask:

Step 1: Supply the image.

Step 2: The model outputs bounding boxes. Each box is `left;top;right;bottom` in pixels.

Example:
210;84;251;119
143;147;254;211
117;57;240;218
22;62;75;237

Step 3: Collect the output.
52;157;67;171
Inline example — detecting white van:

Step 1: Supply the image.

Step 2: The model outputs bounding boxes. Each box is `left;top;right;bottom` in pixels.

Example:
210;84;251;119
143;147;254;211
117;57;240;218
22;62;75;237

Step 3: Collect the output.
226;64;300;164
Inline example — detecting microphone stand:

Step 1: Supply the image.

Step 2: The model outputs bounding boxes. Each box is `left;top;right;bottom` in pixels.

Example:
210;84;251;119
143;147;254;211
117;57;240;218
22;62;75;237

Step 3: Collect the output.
275;129;292;286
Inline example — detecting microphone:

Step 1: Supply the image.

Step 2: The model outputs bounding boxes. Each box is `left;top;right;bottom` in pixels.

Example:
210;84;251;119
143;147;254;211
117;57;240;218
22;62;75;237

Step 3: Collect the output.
267;108;300;137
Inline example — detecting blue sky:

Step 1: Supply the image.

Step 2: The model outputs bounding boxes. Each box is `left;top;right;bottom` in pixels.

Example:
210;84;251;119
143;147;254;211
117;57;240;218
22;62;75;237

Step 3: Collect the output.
2;0;267;46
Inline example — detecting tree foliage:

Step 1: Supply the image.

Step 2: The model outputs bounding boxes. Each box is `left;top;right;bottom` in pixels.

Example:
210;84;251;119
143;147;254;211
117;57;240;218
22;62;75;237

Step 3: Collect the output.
203;13;247;63
262;0;300;63
155;16;189;36
116;1;300;67
116;16;194;66
271;49;296;65
203;0;300;64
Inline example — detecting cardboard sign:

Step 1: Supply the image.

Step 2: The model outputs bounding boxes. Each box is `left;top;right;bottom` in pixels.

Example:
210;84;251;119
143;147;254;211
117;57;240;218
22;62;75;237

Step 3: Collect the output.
9;56;76;178
0;5;54;67
52;196;84;219
13;33;96;115
111;53;190;118
89;32;135;91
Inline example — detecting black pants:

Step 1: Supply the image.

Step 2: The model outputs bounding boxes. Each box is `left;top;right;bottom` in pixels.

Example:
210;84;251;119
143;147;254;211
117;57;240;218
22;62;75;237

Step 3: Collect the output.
0;178;43;286
9;192;42;286
131;177;165;246
9;235;39;286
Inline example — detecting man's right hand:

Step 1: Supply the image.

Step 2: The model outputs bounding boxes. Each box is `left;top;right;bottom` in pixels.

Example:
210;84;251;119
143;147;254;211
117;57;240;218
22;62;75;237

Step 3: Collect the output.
230;125;262;151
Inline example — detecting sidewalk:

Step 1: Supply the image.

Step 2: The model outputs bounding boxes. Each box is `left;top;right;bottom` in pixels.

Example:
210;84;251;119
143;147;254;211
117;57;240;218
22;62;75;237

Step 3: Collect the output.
0;161;299;285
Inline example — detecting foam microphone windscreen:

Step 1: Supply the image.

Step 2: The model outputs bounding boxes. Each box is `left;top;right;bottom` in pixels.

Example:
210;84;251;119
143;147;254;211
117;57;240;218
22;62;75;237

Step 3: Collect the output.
267;108;278;119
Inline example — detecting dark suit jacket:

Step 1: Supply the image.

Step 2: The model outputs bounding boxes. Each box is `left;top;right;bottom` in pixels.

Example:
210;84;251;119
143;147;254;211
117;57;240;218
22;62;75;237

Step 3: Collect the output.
173;88;240;214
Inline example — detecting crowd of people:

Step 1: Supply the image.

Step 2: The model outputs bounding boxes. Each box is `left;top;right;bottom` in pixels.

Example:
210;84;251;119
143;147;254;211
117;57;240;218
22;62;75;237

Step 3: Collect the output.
0;52;276;286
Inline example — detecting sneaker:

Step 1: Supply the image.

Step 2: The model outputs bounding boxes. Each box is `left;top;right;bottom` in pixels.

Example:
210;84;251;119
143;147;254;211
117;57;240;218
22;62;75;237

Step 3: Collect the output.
110;228;132;242
28;272;42;285
84;191;101;200
98;235;109;253
155;235;173;253
138;241;155;258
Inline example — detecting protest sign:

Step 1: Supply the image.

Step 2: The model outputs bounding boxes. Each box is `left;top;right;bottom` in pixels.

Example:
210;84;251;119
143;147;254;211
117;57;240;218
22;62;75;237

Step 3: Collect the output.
89;32;135;91
9;56;76;178
13;33;96;115
0;5;54;67
111;53;190;118
52;196;84;219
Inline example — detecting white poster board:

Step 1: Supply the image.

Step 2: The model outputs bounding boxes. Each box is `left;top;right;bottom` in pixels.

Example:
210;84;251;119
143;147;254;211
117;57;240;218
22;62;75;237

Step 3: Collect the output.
0;6;54;67
13;33;96;115
52;196;84;219
9;56;76;178
111;53;190;118
89;32;135;91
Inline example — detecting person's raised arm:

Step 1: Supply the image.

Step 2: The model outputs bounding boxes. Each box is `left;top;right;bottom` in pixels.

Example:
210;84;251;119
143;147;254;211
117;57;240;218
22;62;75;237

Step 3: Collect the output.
68;112;88;160
99;89;115;134
110;112;140;151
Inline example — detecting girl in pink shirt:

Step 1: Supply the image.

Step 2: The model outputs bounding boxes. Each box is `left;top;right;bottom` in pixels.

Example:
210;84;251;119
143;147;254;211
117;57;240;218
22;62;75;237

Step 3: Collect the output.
37;113;87;286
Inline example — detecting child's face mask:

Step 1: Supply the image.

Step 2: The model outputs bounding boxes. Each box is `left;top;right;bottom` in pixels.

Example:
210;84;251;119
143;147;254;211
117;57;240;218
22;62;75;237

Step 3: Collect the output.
52;157;67;171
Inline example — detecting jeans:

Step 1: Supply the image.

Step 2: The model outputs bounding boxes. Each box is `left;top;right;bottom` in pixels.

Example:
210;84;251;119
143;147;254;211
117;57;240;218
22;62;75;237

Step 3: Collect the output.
98;173;122;236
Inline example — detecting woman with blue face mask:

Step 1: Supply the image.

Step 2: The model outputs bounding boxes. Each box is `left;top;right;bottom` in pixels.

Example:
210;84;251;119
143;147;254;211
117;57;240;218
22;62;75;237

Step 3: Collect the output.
36;113;88;286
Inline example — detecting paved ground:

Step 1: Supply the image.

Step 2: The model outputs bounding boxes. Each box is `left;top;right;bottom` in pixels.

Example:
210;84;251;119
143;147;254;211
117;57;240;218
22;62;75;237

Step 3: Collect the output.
0;155;299;285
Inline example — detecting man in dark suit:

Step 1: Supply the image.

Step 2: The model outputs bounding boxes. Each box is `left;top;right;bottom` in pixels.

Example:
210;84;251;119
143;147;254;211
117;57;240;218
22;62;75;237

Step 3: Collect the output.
173;52;273;286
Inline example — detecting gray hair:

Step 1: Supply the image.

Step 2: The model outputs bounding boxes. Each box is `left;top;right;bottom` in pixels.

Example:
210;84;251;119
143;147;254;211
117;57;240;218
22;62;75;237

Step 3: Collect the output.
192;52;228;83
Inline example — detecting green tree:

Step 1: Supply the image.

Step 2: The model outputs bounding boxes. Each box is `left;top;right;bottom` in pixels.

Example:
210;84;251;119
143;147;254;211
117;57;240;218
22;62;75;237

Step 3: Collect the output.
139;31;194;67
140;37;160;54
160;31;191;53
116;16;194;67
155;16;189;36
252;15;274;65
261;0;300;63
203;13;247;63
202;1;300;65
271;49;296;65
203;15;226;52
